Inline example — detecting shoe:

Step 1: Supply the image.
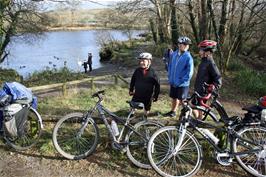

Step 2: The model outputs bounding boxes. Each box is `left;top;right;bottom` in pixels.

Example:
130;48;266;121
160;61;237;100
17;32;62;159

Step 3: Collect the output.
163;111;176;117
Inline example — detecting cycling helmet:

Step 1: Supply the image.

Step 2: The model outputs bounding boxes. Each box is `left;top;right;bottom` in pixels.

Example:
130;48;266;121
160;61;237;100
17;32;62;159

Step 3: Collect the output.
258;96;266;109
137;52;152;60
198;40;217;52
177;36;191;45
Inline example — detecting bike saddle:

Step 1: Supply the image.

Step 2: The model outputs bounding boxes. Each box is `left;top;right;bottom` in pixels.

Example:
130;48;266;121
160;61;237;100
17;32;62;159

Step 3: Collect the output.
242;105;261;114
128;101;144;110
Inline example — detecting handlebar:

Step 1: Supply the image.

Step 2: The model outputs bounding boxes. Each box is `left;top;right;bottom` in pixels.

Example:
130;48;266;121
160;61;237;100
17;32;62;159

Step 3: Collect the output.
91;90;105;100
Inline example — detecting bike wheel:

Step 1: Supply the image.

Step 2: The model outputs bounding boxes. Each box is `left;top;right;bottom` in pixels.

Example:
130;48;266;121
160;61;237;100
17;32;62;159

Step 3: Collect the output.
147;126;202;177
5;107;43;151
233;126;266;177
126;120;163;169
52;112;99;160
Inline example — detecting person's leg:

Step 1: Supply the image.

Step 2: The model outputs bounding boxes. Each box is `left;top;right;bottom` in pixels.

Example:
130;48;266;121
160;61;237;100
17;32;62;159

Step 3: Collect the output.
89;64;92;72
171;98;181;112
144;99;152;116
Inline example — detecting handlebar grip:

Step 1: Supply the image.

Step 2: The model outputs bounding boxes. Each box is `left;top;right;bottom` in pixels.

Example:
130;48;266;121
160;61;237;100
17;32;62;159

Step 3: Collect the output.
91;90;105;98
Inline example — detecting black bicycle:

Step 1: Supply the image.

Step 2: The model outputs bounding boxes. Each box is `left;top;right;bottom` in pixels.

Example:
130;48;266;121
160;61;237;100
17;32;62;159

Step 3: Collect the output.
147;93;266;177
52;90;163;169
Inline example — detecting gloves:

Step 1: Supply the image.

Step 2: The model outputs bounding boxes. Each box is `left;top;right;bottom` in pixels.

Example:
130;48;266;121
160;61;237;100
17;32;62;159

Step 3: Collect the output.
129;91;134;96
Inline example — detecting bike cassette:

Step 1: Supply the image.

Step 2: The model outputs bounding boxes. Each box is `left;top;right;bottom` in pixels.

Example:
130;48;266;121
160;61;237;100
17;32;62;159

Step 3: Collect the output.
216;152;233;166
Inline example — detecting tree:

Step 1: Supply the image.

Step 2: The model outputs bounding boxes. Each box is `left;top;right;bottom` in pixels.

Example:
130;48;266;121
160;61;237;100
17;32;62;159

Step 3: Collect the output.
0;0;48;63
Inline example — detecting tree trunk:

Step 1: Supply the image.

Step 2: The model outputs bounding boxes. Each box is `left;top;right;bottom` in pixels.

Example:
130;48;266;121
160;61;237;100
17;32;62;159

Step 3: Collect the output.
199;0;208;40
170;0;179;44
149;18;158;44
188;0;200;44
218;0;230;44
207;0;224;73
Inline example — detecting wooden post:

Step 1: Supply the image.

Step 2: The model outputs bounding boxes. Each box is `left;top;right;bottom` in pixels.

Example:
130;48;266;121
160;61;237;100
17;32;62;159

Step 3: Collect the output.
114;74;118;85
90;78;95;90
62;82;67;96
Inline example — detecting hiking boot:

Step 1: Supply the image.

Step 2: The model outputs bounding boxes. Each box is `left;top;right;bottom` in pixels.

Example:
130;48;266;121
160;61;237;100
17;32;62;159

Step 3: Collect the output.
163;111;176;117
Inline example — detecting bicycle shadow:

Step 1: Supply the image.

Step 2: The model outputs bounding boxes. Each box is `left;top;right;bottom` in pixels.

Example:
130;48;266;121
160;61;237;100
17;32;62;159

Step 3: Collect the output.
85;143;157;177
200;158;249;177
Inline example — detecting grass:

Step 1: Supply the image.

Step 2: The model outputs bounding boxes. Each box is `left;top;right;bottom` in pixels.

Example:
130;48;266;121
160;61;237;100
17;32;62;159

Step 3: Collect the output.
24;67;87;87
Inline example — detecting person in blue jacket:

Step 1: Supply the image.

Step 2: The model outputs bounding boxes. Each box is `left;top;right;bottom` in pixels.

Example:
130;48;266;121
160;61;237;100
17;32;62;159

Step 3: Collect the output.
164;36;194;117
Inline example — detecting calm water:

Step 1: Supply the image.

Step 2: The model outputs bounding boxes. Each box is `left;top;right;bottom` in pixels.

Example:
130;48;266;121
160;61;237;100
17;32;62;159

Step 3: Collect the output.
0;30;142;78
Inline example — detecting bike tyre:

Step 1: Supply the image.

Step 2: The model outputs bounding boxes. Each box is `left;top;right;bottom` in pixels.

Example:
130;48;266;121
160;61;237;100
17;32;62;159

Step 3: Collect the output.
5;107;43;151
125;120;163;169
147;126;203;177
52;112;99;160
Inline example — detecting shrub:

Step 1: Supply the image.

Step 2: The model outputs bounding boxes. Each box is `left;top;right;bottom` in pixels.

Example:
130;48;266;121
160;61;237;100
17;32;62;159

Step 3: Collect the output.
0;68;22;85
234;68;266;97
24;67;86;87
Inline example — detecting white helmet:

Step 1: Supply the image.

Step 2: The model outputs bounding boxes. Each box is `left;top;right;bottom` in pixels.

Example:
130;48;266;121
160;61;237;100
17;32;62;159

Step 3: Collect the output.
177;36;191;45
137;52;152;60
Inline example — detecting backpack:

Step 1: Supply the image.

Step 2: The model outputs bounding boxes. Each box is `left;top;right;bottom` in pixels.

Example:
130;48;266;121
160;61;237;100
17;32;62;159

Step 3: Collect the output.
3;103;29;138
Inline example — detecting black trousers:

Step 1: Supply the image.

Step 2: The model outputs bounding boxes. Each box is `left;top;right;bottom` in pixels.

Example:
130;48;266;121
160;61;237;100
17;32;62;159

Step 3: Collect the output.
88;64;92;72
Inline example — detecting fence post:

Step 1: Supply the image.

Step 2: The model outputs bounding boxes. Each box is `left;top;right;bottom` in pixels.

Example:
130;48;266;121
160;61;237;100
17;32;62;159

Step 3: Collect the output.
114;74;118;85
62;82;67;96
90;78;95;90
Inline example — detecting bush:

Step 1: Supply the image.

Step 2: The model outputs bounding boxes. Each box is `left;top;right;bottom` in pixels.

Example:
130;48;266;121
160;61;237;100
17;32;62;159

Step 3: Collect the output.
99;46;114;62
234;68;266;97
0;68;22;85
24;67;86;87
227;58;245;71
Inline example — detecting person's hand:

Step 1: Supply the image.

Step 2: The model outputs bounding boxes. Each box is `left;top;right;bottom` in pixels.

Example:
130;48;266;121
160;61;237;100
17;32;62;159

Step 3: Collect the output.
129;91;134;96
153;97;158;102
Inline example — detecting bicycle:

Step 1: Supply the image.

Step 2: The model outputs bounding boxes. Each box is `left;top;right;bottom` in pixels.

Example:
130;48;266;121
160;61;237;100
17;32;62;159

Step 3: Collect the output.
1;104;43;151
147;92;266;177
52;90;163;169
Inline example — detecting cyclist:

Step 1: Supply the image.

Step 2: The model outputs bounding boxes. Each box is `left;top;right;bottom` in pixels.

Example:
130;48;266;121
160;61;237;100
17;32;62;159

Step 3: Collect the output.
129;52;160;116
164;36;194;117
193;40;222;118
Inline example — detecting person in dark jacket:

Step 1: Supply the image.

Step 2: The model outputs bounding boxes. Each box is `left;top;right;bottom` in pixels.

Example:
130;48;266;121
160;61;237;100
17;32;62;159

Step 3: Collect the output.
129;52;160;116
82;61;88;73
164;37;194;117
193;40;222;118
87;53;92;72
194;40;222;95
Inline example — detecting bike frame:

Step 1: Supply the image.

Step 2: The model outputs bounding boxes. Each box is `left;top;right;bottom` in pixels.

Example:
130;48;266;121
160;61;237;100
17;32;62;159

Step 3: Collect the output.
175;105;264;157
80;97;149;146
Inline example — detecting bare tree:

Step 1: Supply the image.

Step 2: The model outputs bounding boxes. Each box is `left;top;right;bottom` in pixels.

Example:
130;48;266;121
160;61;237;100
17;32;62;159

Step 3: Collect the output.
0;0;49;63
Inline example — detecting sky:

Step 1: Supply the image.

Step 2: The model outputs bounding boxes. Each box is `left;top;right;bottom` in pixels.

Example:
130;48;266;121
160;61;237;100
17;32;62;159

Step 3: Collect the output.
40;0;124;10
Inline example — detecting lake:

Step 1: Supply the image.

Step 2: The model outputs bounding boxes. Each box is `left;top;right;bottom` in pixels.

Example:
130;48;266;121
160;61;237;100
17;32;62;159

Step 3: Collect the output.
0;30;142;78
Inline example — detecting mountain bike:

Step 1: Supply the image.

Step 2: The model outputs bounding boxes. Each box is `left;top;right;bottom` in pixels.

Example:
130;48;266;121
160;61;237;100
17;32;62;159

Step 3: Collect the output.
147;93;266;177
52;90;163;169
1;105;43;151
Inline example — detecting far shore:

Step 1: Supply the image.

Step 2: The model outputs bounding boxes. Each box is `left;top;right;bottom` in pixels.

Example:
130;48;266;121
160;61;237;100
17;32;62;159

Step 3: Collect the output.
46;25;145;32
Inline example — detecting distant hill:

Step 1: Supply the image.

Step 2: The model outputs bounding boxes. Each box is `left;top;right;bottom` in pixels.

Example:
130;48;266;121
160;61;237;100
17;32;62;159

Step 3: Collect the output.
45;9;108;29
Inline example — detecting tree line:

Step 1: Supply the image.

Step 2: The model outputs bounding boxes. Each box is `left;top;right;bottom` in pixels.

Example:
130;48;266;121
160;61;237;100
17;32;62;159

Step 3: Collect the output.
1;0;265;74
114;0;266;73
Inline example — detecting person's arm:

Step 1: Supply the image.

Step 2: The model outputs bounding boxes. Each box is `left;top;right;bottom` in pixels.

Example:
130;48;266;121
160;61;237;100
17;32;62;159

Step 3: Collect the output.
129;70;137;95
209;61;222;88
153;71;160;101
183;55;194;83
